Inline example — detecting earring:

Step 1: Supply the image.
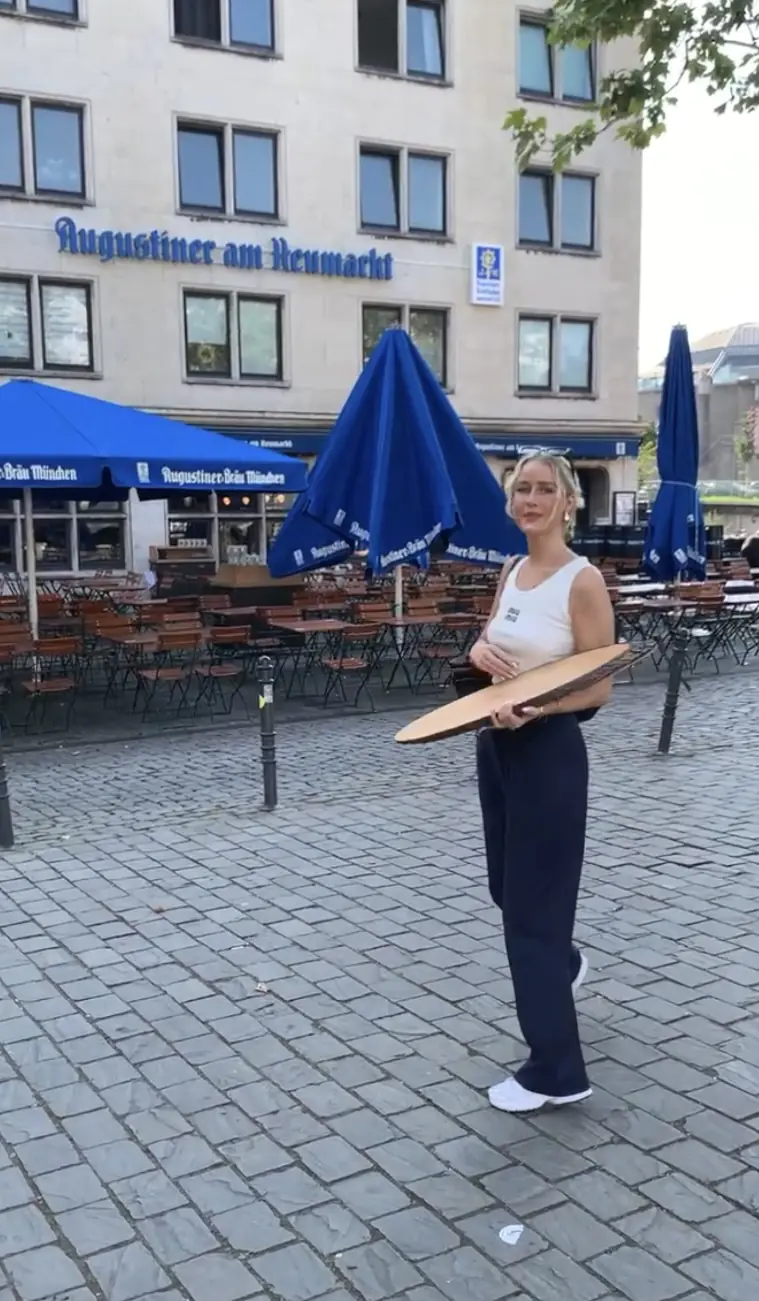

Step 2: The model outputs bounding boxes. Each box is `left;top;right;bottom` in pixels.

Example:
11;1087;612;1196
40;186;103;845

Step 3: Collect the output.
564;513;570;522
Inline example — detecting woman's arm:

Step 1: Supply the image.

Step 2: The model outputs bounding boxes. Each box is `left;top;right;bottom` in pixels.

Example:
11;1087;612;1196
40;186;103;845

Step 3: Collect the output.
539;567;616;717
469;558;520;680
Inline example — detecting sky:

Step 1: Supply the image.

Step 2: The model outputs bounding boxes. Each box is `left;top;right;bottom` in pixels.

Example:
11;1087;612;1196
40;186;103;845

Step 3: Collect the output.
639;83;759;370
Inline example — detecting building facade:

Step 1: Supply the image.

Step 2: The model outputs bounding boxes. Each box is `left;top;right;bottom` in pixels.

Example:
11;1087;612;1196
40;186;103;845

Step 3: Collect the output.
0;0;642;575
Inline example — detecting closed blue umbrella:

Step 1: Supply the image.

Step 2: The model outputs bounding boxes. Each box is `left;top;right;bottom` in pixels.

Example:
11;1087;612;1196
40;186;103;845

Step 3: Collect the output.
643;325;705;581
268;329;523;579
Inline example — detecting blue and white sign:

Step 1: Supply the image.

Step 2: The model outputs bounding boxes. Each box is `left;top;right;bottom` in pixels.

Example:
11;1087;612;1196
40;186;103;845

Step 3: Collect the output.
55;218;394;282
471;243;504;307
228;430;640;460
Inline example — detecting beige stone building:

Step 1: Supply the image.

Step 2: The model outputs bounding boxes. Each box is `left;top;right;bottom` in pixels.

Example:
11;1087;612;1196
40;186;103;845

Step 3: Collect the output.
0;0;642;573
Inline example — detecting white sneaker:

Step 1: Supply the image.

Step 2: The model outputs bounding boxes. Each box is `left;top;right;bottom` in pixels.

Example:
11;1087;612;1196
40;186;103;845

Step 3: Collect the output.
572;949;589;995
488;1076;592;1114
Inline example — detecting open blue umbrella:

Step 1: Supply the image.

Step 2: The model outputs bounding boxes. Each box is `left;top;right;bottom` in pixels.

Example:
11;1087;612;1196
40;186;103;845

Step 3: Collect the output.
643;325;705;581
268;329;523;580
0;379;306;494
0;378;307;635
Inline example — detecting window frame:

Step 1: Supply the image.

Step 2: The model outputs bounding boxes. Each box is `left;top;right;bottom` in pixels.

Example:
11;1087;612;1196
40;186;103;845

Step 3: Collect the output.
177;120;226;214
0;94;89;202
231;127;279;219
30;99;86;199
183;288;286;385
0;276;33;370
172;0;276;56
183;290;232;378
237;293;283;381
517;313;596;396
558;316;595;393
39;278;94;373
361;301;450;388
356;0;447;82
176;116;281;221
0;97;24;193
517;168;597;253
0;0;82;22
0;273;96;377
517;13;596;106
359;142;450;238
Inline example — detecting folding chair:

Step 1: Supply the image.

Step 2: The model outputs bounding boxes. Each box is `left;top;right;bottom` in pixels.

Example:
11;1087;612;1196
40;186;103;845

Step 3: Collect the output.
133;632;203;720
321;624;380;709
21;636;84;733
194;627;251;717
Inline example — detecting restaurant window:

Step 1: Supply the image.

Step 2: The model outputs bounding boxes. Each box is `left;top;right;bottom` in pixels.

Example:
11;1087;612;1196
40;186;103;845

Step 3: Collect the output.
517;315;595;394
357;0;445;78
0;276;95;376
518;16;595;103
264;490;296;549
173;0;275;52
362;303;449;386
360;145;448;236
177;119;279;218
518;171;596;251
0;95;87;199
14;499;127;573
183;290;284;383
167;491;268;561
0;0;80;19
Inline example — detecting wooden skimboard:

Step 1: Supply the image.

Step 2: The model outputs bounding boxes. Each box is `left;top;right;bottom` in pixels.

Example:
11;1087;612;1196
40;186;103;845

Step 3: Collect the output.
395;643;640;745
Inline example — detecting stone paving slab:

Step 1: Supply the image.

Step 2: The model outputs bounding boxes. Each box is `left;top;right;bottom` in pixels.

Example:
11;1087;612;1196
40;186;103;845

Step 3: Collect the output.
0;675;756;1298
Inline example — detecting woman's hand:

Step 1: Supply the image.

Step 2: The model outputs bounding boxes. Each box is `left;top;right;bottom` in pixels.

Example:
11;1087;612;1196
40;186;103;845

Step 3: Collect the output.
490;703;543;730
470;639;519;681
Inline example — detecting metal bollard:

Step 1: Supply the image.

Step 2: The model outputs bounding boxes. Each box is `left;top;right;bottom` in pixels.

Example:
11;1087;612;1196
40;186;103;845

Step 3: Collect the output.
256;656;278;812
658;628;689;755
0;737;13;850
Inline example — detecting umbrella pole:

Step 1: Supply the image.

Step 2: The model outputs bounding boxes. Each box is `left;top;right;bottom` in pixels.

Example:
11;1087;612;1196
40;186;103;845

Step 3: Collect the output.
393;565;404;654
23;489;39;643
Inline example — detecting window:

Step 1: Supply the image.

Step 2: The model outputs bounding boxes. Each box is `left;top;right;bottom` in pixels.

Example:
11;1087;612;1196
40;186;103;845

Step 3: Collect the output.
518;17;594;103
362;303;449;385
357;0;445;79
360;146;447;236
0;97;86;198
518;170;596;251
10;499;127;574
40;281;93;370
177;120;279;218
0;276;94;375
517;315;594;394
173;0;275;52
167;491;279;562
0;100;23;191
0;0;80;20
184;291;283;382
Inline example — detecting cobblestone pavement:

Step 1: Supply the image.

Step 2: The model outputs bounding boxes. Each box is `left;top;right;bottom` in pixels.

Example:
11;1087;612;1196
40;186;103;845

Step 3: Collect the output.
0;676;757;1299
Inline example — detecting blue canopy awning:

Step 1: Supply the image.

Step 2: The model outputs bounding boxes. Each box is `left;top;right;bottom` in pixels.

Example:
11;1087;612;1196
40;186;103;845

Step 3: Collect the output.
0;378;307;495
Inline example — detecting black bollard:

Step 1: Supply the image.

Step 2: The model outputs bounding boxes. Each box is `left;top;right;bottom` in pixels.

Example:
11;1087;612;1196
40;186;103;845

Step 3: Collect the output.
256;656;278;812
658;627;689;755
0;737;13;850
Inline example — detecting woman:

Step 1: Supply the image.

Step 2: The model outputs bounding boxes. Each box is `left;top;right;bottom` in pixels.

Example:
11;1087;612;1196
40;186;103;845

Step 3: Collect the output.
469;452;614;1114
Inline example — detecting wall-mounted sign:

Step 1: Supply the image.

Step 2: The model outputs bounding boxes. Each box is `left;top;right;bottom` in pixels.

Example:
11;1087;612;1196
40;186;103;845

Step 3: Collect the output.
613;491;637;526
217;430;640;460
470;243;504;307
55;217;394;282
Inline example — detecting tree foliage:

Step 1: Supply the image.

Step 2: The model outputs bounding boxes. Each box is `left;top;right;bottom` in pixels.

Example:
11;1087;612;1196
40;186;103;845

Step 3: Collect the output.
505;0;759;169
638;419;659;488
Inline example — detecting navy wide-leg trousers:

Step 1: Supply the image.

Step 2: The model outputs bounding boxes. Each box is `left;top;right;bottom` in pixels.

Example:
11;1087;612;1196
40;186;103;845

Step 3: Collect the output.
477;716;590;1097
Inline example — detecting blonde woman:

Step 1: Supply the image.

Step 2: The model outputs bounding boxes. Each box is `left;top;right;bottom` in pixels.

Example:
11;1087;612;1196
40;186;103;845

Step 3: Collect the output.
469;452;615;1114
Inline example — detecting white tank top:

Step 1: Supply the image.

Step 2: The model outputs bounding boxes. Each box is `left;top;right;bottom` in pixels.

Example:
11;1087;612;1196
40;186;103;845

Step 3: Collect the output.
487;555;589;674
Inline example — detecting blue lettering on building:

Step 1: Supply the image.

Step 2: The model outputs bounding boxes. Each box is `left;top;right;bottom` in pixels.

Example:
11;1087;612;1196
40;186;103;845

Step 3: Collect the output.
55;218;394;282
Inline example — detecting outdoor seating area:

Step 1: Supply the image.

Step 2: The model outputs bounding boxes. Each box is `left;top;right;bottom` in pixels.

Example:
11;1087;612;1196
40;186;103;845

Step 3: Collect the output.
0;550;757;741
